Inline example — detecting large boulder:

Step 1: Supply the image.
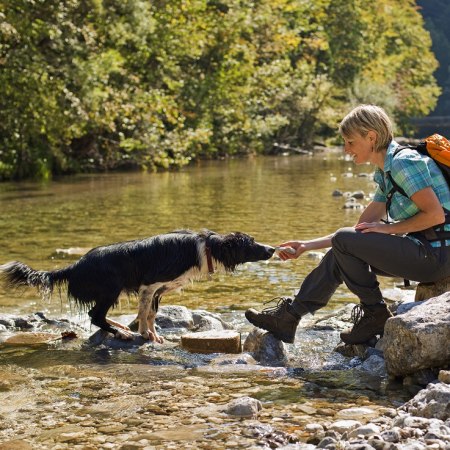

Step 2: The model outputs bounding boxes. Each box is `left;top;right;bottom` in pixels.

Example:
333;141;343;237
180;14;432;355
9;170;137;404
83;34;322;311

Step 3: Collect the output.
383;293;450;377
400;382;450;420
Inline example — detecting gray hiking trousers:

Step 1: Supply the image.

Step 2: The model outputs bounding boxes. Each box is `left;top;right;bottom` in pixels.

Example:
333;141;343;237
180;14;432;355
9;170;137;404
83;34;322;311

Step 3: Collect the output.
290;227;450;317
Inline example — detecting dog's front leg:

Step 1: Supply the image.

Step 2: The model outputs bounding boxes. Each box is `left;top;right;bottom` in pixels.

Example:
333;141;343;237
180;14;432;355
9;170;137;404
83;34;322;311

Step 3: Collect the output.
138;287;160;342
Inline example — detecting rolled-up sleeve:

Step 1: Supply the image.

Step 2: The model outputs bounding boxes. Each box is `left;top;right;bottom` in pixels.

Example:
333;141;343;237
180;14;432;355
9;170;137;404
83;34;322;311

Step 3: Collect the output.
391;154;432;198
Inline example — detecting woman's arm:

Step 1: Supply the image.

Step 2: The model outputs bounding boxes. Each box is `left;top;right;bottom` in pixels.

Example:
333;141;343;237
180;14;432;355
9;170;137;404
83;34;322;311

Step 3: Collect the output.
277;234;334;260
278;201;387;260
356;187;445;235
356;200;386;224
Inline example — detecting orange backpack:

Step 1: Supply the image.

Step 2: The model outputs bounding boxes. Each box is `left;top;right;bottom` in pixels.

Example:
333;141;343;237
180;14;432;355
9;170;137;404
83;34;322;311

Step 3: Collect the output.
388;134;450;199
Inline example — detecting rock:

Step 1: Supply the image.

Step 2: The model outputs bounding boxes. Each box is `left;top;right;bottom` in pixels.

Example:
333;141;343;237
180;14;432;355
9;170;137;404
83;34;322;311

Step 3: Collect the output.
360;355;387;377
383;293;450;377
336;407;378;421
156;305;194;329
403;369;440;387
332;190;343;197
0;440;34;449
381;428;402;442
395;301;423;315
328;420;361;433
350;190;365;199
438;370;450;384
0;315;15;328
0;332;61;347
312;303;358;332
415;274;450;301
317;436;336;448
349;423;381;438
192;310;231;331
382;287;416;305
306;251;325;261
243;328;288;366
181;330;241;354
210;353;257;365
343;200;364;209
0;314;36;330
401;383;450;420
222;396;262;418
87;330;152;348
334;342;367;358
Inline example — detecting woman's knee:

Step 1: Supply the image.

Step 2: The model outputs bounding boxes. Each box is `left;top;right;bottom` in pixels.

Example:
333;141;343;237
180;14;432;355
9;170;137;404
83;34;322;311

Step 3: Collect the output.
331;227;359;251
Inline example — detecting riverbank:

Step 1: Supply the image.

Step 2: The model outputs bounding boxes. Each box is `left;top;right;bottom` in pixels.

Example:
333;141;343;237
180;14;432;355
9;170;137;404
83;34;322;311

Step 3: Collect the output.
1;291;449;449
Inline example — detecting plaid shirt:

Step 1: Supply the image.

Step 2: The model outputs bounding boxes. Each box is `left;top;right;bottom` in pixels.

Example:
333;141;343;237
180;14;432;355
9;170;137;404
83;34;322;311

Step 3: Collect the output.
373;140;450;247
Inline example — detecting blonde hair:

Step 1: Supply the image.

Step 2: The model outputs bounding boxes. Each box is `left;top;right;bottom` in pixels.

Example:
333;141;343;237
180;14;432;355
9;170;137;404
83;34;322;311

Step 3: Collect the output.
339;104;394;152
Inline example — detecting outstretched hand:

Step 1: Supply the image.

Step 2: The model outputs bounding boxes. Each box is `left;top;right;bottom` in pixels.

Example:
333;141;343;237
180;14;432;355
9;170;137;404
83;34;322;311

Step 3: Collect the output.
276;241;306;260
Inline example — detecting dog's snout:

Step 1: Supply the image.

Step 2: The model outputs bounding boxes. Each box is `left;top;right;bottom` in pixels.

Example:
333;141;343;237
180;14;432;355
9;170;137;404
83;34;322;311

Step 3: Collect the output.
265;245;276;257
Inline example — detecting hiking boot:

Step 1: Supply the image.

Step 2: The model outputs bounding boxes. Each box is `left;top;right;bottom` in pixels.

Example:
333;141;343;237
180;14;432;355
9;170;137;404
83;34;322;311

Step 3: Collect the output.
340;303;392;345
245;297;301;343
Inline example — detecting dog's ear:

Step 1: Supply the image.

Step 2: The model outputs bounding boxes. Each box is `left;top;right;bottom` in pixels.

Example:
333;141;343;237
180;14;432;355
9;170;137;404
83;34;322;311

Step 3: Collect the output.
200;229;219;241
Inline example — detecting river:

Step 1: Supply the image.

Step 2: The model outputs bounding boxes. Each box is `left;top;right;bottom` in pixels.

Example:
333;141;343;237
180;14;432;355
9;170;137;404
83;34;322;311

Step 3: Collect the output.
0;151;412;449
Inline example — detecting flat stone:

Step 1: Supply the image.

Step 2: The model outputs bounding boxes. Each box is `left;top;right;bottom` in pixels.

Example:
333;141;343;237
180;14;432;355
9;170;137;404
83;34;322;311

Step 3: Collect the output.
1;332;61;347
328;419;362;433
181;330;241;354
336;407;378;420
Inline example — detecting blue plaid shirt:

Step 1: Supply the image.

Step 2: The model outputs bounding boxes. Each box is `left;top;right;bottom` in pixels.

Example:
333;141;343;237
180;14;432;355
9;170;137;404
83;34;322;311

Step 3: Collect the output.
373;140;450;247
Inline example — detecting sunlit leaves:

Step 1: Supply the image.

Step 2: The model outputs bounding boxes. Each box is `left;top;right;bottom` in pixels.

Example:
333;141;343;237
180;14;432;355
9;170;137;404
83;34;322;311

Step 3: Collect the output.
0;0;441;179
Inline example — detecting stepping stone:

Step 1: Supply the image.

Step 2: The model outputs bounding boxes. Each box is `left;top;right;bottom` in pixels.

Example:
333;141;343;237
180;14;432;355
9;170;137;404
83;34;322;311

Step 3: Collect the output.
181;330;241;354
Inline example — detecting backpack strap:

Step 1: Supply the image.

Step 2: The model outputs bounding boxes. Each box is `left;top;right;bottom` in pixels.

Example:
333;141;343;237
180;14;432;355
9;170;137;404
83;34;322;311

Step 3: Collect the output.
384;145;409;220
385;145;450;244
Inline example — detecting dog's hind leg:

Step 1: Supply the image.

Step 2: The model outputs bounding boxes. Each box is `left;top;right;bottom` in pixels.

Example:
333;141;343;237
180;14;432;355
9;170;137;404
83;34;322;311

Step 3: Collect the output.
147;292;164;344
89;300;134;340
138;285;163;342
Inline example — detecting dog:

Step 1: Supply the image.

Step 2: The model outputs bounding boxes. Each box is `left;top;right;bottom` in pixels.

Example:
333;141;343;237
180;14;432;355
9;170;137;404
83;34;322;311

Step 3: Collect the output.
0;230;274;341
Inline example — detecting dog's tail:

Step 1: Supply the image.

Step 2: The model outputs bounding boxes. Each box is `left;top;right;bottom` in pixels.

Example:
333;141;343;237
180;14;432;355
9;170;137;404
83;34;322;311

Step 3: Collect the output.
0;261;70;298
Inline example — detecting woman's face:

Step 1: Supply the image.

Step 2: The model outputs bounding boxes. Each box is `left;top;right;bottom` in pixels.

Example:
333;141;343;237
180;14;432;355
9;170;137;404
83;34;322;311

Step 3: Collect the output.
342;131;374;165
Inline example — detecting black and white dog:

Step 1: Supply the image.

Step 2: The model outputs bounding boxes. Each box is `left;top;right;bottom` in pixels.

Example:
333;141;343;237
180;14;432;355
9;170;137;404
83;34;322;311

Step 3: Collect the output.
0;230;274;341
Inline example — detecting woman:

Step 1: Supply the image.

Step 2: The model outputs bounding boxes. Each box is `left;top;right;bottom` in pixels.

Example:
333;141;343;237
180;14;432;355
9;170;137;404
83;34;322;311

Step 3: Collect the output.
246;104;450;345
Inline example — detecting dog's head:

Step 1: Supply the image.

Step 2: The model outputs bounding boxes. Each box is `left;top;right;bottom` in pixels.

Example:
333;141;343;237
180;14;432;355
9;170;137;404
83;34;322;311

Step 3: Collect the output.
208;231;275;271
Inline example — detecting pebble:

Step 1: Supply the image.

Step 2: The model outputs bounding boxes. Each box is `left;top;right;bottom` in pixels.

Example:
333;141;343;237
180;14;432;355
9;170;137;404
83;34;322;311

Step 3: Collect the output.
328;420;362;433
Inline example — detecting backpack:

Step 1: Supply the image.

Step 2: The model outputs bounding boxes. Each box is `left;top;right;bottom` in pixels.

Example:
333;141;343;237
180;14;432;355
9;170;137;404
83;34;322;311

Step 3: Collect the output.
385;134;450;244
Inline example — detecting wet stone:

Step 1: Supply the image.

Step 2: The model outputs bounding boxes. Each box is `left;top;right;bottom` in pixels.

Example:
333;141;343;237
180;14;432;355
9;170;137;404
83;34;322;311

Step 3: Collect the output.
222;396;262;418
0;332;61;347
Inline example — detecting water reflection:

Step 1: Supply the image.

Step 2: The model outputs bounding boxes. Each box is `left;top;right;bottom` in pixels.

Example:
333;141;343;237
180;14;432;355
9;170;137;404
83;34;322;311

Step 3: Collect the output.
0;152;391;319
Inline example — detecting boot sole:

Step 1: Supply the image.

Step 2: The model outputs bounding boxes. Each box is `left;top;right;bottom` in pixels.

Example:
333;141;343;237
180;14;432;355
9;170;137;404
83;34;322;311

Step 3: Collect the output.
340;328;385;345
245;312;295;344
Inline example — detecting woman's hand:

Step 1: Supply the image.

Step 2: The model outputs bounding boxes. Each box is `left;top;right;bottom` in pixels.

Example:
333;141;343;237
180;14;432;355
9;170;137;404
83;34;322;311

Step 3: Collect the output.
354;222;392;234
276;241;307;260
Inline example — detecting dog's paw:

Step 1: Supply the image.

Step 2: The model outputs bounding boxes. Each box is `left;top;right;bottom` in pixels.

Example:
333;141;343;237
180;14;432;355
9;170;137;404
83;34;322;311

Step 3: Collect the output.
140;330;164;343
140;329;156;341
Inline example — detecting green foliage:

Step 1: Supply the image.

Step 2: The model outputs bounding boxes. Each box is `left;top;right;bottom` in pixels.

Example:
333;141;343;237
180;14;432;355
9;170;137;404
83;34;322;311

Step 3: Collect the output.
0;0;441;180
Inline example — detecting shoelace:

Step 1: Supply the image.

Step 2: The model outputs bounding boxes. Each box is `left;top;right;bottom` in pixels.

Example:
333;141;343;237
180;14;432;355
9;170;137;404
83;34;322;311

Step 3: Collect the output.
261;296;291;314
350;304;374;326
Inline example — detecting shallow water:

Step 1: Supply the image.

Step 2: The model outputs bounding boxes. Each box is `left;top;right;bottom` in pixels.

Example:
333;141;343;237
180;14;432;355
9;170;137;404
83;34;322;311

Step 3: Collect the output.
0;151;411;448
0;151;385;315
